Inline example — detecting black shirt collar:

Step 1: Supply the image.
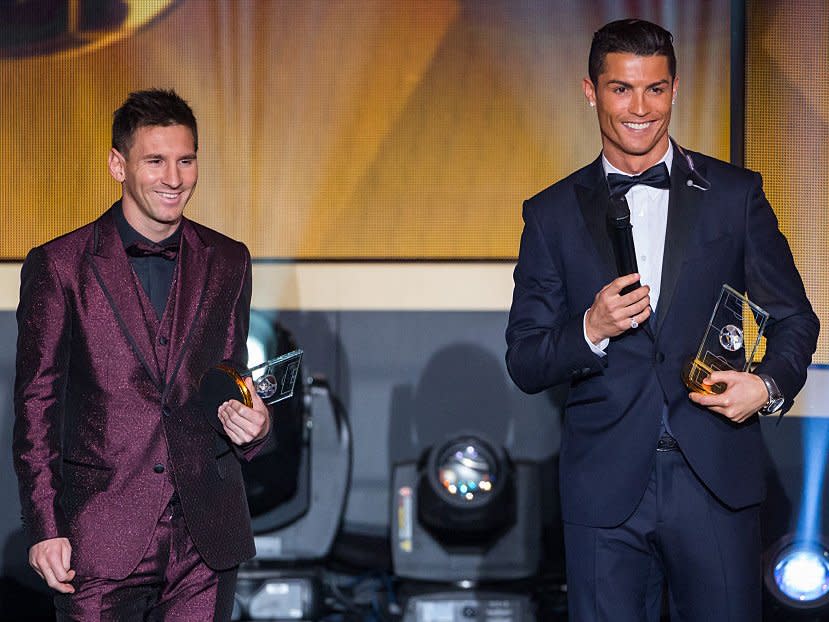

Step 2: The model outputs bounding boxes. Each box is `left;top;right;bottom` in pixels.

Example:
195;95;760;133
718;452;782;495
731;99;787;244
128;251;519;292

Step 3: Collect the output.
112;200;182;250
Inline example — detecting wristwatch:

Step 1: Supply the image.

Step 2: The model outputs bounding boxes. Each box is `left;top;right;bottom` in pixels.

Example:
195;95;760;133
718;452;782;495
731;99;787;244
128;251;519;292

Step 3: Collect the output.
758;374;784;415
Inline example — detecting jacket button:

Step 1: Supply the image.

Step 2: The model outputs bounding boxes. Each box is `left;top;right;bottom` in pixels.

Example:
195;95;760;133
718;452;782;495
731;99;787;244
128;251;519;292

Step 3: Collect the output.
158;335;169;345
162;406;171;417
153;464;165;474
655;352;665;363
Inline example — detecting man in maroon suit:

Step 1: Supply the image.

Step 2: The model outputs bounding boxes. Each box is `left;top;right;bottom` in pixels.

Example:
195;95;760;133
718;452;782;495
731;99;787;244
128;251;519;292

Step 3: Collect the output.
13;89;270;620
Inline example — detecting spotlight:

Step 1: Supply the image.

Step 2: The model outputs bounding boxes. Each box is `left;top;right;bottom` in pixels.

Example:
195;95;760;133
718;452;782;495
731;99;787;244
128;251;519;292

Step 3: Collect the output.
233;313;351;621
242;314;307;524
392;432;541;583
765;535;829;614
417;436;514;542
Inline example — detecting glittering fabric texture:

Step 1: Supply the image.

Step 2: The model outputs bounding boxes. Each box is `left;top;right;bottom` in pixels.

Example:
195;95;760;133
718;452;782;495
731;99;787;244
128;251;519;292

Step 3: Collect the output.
53;498;238;621
13;205;259;584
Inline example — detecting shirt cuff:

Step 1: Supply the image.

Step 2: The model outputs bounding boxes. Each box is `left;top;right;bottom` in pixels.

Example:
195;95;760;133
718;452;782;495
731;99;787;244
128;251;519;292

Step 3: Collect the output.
584;310;609;357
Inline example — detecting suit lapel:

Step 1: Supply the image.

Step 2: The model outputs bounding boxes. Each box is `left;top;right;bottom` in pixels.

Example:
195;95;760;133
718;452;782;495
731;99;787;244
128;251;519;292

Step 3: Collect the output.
88;209;163;391
575;157;656;339
654;146;707;336
574;157;617;280
164;220;214;393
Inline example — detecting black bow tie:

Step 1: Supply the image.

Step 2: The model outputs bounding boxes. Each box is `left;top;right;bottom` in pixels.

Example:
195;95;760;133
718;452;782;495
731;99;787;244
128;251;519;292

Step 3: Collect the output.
606;162;671;198
126;241;179;261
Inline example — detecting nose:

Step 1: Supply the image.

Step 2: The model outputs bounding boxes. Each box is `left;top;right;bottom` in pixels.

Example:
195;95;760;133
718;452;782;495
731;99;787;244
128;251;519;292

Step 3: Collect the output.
629;90;647;116
162;164;182;188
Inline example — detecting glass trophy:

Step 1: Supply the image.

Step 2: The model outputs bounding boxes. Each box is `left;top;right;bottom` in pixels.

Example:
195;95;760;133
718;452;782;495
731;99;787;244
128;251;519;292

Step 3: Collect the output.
199;349;303;413
682;285;768;394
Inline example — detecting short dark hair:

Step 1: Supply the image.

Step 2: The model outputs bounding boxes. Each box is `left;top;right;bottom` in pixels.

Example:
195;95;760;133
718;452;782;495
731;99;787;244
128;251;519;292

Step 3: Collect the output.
588;19;676;85
111;88;198;155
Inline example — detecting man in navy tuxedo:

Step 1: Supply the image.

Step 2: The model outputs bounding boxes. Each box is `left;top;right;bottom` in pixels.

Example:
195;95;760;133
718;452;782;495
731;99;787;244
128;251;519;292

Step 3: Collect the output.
506;19;818;621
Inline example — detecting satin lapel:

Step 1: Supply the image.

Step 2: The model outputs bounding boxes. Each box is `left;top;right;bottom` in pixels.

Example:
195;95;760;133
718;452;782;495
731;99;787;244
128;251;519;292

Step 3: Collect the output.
165;220;213;392
574;157;617;280
88;209;163;390
654;153;707;336
575;158;655;340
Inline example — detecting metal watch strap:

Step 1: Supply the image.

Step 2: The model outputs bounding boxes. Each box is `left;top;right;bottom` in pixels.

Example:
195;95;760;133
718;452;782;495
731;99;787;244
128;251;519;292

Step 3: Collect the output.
758;374;784;415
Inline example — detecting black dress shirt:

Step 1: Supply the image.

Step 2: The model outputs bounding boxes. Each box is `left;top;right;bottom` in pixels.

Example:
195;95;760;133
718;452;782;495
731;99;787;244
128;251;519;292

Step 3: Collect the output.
113;202;181;319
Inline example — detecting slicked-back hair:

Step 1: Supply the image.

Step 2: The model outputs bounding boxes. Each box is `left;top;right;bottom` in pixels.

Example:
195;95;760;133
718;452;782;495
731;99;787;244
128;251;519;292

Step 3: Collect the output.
112;88;198;155
588;19;676;85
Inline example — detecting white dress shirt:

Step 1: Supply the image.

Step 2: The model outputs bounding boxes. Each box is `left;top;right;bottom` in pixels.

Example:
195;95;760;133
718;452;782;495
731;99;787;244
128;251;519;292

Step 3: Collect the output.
585;143;674;355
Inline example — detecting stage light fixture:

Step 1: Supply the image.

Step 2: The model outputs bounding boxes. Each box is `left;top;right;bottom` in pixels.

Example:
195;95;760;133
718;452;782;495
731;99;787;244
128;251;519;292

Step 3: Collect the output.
242;313;307;525
232;313;351;621
765;536;829;614
392;432;541;583
248;578;317;620
233;569;322;621
417;435;515;542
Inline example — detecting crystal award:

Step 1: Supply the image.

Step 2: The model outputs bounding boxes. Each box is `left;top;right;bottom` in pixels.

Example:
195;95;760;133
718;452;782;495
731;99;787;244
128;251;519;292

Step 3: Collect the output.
199;349;303;412
682;285;768;394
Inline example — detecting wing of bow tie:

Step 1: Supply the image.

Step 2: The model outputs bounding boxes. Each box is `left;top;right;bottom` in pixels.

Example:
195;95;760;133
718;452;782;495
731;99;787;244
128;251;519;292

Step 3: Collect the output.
126;241;179;260
606;162;671;198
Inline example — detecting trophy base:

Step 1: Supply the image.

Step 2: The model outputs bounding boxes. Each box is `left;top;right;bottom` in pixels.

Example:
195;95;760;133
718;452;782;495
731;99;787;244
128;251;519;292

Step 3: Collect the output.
199;363;254;415
681;358;727;395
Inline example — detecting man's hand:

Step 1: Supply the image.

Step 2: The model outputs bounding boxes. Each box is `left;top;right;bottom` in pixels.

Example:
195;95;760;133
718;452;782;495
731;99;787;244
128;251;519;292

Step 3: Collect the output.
585;273;651;344
29;537;75;593
218;377;270;445
688;370;769;423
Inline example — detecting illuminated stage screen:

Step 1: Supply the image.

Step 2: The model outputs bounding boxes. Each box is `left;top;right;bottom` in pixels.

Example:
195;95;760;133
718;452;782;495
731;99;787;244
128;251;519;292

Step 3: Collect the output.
1;1;729;261
745;0;829;364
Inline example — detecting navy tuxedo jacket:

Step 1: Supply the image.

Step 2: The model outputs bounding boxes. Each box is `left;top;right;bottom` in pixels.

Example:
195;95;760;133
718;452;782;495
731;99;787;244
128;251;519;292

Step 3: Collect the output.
506;148;819;528
13;206;264;578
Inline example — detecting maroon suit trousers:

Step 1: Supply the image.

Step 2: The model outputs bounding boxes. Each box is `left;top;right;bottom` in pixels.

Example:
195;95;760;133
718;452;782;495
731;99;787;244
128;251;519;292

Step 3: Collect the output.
53;498;237;621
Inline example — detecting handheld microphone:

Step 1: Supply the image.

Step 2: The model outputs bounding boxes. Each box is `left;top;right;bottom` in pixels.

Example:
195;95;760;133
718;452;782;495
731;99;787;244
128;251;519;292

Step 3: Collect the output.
607;196;640;295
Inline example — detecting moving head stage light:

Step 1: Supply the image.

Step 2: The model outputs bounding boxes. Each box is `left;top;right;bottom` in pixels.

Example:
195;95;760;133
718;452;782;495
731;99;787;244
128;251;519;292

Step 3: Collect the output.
232;314;351;621
392;432;541;582
765;535;829;617
392;433;541;622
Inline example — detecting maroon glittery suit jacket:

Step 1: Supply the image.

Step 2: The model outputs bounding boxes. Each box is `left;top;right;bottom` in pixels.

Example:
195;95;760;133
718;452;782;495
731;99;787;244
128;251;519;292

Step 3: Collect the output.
13;206;263;579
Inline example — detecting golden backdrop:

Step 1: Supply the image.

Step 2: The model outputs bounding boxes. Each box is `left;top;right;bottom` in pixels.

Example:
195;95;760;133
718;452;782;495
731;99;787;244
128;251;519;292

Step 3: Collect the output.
0;0;729;260
746;0;829;363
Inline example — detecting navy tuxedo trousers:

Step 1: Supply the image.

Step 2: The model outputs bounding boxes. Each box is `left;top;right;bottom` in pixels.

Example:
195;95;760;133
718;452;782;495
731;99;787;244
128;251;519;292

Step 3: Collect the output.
563;444;761;622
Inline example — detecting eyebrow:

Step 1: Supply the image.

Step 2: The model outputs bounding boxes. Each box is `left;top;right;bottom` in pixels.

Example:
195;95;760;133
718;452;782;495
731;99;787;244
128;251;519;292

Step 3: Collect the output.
142;153;198;160
606;79;670;89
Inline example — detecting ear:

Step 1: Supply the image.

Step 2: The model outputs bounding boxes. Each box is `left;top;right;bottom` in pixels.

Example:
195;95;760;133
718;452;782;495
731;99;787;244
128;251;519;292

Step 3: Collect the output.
108;148;126;183
672;75;680;103
582;77;597;107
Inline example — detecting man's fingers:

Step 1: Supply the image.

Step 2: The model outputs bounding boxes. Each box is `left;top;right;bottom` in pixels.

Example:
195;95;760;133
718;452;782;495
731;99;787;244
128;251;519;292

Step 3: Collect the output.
691;392;730;409
39;560;75;594
61;541;72;573
608;272;642;294
618;284;650;306
625;295;652;317
221;402;259;436
706;370;738;385
219;400;264;444
219;404;250;437
609;297;651;331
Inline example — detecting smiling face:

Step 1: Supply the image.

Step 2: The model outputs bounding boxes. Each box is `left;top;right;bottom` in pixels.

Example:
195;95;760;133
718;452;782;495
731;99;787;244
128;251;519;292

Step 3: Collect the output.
583;52;678;174
108;124;197;242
